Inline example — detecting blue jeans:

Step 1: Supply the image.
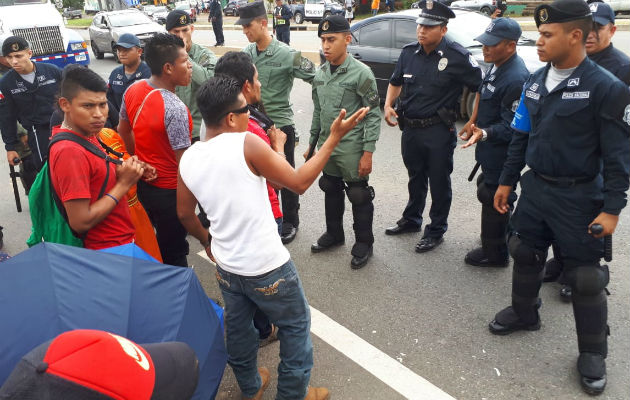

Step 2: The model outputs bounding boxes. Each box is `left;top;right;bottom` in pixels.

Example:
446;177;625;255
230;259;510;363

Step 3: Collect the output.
216;260;313;399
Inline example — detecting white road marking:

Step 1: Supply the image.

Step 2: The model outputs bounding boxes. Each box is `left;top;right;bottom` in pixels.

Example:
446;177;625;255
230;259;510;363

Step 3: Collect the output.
197;250;455;400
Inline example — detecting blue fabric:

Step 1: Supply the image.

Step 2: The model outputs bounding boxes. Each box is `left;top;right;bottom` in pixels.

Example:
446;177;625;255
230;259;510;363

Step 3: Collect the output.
215;260;313;400
0;243;226;400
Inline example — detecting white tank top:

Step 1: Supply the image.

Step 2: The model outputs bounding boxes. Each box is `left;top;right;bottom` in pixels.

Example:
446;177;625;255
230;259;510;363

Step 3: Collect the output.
179;132;290;276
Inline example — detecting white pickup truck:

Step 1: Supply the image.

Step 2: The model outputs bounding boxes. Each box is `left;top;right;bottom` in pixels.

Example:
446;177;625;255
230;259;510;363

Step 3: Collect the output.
290;0;344;24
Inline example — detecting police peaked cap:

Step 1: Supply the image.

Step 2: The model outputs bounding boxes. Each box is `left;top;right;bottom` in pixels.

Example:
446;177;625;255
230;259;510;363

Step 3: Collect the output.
1;36;29;57
534;0;592;28
318;15;350;37
416;0;455;26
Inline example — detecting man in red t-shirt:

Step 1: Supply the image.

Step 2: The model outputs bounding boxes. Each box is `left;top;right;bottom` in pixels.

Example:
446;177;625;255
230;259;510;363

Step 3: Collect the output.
50;66;154;250
118;33;193;267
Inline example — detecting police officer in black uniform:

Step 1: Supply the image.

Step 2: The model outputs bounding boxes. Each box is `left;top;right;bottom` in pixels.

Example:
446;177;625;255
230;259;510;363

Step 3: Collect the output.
459;18;529;268
106;33;151;114
0;36;61;173
384;0;482;253
209;0;225;46
273;0;293;45
544;0;629;300
489;0;630;394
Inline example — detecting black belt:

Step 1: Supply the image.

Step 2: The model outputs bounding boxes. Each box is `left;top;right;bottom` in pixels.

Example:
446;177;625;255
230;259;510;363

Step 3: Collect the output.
403;115;442;129
534;172;595;187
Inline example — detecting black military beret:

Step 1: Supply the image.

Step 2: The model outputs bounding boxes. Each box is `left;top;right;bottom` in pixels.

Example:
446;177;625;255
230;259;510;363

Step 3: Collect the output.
534;0;592;27
166;10;192;31
235;1;267;25
1;36;29;57
318;15;350;37
416;0;455;26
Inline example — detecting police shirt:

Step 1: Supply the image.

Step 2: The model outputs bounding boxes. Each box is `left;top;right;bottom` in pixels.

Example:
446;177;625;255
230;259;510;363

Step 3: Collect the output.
243;38;315;128
475;53;529;184
0;62;62;151
274;4;292;29
390;38;482;119
310;54;381;155
501;58;630;215
589;43;630;85
106;61;152;114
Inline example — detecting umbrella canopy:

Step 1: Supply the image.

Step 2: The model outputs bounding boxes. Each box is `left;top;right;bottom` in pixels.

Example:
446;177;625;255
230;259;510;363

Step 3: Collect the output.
0;242;226;400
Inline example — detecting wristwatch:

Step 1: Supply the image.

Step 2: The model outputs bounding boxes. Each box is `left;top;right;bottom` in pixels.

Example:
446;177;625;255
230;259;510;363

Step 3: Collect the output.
481;129;488;142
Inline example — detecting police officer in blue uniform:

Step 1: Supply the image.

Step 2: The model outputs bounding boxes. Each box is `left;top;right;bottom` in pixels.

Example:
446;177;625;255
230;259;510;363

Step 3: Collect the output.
459;18;529;268
489;0;630;394
0;36;61;173
106;33;151;114
384;0;482;253
273;0;293;45
544;0;629;299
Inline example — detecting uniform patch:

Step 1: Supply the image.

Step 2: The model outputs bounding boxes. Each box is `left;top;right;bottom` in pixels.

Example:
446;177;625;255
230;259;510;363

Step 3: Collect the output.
623;104;630;126
530;83;539;92
486;83;495;93
525;90;540;100
562;91;589;99
488;74;495;82
10;88;26;94
117;74;123;79
300;57;314;73
511;99;519;113
539;8;548;23
567;78;580;87
469;55;479;68
366;89;379;107
589;2;599;12
403;74;413;78
37;75;46;82
438;57;448;71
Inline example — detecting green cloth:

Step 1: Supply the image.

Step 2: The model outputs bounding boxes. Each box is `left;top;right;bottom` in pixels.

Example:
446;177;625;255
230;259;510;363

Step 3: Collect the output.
243;38;315;128
175;43;217;139
26;162;83;248
310;54;381;159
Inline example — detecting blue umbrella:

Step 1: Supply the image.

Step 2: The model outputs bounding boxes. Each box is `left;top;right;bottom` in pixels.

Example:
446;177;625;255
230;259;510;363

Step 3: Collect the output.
0;242;226;400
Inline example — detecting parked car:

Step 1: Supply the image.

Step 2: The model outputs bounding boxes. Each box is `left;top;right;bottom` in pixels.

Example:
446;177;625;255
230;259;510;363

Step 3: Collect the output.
339;9;543;118
152;6;170;24
291;0;344;24
604;0;630;13
411;0;453;8
62;7;82;19
174;2;197;22
141;4;156;16
88;9;165;61
449;0;497;15
223;0;246;16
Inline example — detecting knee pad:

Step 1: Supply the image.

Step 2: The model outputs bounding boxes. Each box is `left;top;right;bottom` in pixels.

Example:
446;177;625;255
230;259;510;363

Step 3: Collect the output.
508;235;547;266
565;263;609;296
345;182;375;206
318;174;344;194
476;181;495;207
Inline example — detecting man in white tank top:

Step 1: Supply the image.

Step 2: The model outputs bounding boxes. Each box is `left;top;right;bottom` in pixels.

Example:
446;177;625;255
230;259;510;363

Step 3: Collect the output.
177;76;368;400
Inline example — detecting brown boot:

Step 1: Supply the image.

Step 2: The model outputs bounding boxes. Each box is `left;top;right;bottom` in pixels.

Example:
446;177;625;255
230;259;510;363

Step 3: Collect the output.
304;386;330;400
243;367;270;400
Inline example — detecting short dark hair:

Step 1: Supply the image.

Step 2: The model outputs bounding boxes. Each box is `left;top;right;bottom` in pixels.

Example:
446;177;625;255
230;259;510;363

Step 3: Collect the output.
196;76;243;127
60;65;107;101
563;17;593;44
144;33;185;76
214;52;255;89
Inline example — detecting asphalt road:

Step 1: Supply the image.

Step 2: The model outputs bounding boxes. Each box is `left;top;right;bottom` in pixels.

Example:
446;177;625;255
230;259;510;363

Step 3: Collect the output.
1;37;629;400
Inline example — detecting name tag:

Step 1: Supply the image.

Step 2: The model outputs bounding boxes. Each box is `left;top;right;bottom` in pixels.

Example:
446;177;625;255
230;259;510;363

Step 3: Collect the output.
486;83;495;93
525;90;540;100
112;80;124;86
40;79;57;86
10;88;26;94
403;74;413;78
562;91;590;99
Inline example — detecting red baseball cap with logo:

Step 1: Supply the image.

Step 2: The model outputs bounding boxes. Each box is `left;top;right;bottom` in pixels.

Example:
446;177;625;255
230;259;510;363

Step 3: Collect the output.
0;329;199;400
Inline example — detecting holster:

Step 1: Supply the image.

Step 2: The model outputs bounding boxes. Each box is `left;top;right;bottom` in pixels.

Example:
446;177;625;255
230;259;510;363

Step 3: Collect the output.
436;107;457;127
396;105;405;131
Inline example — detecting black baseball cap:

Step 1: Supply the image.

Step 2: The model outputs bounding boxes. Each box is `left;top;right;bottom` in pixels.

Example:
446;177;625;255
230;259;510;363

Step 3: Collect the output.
535;0;592;28
589;1;615;25
0;329;199;400
475;17;522;46
115;33;142;49
1;36;29;57
318;15;350;37
235;1;266;25
416;0;455;26
166;9;192;30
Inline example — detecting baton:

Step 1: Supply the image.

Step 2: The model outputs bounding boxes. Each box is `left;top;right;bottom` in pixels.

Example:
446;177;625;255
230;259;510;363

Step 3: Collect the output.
590;223;612;262
9;157;22;213
467;162;481;182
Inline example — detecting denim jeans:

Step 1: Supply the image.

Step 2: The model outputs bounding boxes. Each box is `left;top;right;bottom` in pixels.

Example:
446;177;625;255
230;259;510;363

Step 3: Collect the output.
215;260;313;400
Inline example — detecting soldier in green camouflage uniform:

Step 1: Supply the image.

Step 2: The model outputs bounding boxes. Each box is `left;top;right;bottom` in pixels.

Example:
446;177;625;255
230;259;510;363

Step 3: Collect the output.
237;0;316;244
167;10;217;141
309;15;381;269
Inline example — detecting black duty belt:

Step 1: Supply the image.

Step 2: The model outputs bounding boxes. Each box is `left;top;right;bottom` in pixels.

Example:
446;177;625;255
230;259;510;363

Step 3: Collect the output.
534;172;595;187
403;115;442;129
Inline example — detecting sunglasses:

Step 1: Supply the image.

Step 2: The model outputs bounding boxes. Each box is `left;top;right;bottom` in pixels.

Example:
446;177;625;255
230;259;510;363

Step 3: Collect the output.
220;104;249;120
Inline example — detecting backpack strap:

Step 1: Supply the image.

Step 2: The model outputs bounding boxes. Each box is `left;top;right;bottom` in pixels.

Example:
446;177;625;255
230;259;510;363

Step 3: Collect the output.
132;88;165;130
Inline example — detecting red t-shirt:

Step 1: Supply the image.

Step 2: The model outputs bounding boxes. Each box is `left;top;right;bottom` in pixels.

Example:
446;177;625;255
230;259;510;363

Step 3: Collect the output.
247;119;282;219
120;80;192;189
49;127;135;250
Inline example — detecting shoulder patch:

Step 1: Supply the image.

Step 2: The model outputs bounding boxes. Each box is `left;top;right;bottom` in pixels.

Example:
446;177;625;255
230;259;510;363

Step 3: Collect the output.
624;104;630;127
295;56;315;73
